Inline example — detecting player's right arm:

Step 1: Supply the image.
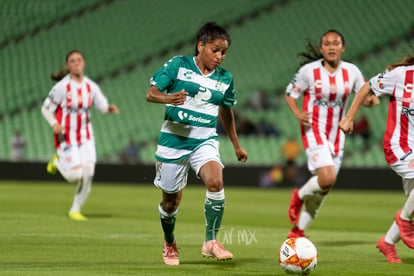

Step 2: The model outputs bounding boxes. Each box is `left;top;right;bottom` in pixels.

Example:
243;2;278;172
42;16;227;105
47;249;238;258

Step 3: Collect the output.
285;68;311;127
146;85;187;105
41;85;63;134
285;94;311;128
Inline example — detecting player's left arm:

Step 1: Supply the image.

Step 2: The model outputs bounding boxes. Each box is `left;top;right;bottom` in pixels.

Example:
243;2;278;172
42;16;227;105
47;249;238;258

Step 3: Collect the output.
219;107;247;162
92;85;119;115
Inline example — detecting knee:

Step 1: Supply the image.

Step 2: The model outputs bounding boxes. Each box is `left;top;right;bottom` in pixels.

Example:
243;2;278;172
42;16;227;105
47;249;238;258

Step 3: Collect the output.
205;177;223;192
66;168;82;182
162;199;179;213
318;174;336;189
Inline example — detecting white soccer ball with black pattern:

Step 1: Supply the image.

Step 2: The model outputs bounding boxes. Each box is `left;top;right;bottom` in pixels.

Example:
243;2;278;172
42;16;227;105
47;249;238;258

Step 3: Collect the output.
278;237;318;275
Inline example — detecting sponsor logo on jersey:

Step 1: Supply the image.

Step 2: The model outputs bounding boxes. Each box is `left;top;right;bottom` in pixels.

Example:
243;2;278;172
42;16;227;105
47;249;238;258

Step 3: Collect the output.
178;110;188;120
401;106;414;117
188;115;210;124
177;110;210;124
314;99;343;108
184;70;193;79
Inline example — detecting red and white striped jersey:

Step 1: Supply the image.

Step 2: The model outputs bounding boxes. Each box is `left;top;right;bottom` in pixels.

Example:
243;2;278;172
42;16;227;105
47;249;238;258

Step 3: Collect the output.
370;66;414;165
45;75;109;148
286;59;365;156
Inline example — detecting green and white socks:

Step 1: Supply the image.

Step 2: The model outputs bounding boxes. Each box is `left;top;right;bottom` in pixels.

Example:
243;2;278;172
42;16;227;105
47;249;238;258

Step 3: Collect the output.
204;189;225;241
159;203;177;244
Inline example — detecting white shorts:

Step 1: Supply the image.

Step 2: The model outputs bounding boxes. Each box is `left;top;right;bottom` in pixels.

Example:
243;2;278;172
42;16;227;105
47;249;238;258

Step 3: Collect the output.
306;145;342;174
57;140;96;171
391;153;414;180
154;140;223;193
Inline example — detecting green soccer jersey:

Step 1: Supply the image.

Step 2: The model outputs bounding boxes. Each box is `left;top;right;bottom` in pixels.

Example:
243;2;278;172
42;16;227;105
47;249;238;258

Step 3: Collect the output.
150;55;237;162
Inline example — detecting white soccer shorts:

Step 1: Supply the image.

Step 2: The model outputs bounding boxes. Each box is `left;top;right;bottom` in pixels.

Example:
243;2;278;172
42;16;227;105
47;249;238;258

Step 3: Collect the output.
154;140;223;193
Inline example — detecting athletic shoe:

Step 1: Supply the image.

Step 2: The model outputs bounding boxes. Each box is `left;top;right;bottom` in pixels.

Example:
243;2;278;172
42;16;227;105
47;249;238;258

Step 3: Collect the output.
395;210;414;248
202;240;233;260
47;154;58;175
287;226;305;238
69;212;88;221
376;236;401;263
163;240;179;265
288;189;303;225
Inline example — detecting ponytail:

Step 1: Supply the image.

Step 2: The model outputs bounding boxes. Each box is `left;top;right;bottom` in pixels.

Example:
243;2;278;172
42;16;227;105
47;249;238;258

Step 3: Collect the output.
50;67;68;82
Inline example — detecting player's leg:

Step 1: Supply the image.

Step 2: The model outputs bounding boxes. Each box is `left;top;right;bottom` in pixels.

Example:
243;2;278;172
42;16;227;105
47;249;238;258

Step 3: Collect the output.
288;146;335;225
389;161;414;249
69;162;94;221
394;178;414;248
288;147;338;238
377;222;401;263
192;140;232;260
68;141;96;221
154;159;189;265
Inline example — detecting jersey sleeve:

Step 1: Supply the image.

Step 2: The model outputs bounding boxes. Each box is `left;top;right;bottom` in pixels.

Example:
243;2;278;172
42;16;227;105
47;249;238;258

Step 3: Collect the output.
150;56;181;92
351;65;366;93
369;68;399;97
42;82;65;112
221;77;237;109
286;66;308;99
91;82;109;113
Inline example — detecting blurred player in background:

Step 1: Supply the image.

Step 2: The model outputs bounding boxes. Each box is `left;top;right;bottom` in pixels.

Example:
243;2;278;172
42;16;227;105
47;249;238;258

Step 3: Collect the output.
284;30;378;238
41;50;119;221
146;22;248;265
340;53;414;263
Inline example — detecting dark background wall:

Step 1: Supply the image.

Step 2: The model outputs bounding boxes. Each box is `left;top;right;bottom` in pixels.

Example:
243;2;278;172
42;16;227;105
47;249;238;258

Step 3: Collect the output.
0;161;402;191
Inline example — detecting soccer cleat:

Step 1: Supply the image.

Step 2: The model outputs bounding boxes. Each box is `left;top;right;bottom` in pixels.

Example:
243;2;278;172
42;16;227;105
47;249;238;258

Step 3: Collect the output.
288;189;303;225
287;226;306;238
395;210;414;248
202;240;233;261
377;236;401;263
163;240;179;265
69;212;88;221
47;154;58;175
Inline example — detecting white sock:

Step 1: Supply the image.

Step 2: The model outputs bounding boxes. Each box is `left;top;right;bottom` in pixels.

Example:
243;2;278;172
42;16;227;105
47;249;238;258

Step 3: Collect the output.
298;176;321;199
206;189;225;200
159;203;178;218
70;163;94;213
297;193;326;230
297;211;312;230
384;222;401;244
401;189;414;220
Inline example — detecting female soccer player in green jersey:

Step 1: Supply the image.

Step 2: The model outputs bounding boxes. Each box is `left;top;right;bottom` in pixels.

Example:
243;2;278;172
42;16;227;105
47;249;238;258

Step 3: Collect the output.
146;22;248;266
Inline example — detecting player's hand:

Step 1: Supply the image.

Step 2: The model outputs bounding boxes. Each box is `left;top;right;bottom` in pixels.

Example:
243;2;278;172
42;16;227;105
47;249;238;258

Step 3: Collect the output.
108;104;119;114
235;147;248;162
52;123;63;134
364;94;380;107
297;111;311;127
339;117;353;134
168;90;188;106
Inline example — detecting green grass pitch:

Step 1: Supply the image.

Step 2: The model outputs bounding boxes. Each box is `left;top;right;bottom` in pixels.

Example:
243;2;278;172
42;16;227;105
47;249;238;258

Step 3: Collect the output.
0;180;413;275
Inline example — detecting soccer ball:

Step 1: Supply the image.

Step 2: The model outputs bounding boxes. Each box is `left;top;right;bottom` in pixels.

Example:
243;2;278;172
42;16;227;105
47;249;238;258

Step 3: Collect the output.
278;237;318;275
